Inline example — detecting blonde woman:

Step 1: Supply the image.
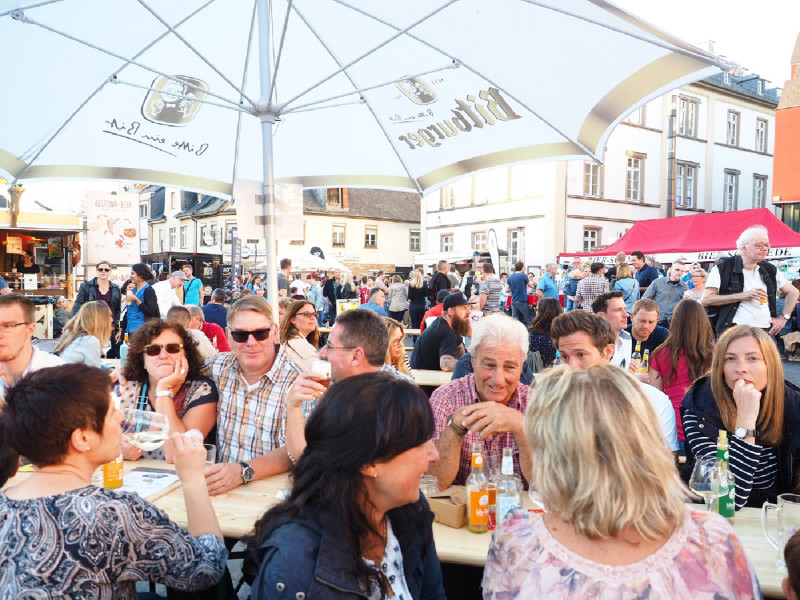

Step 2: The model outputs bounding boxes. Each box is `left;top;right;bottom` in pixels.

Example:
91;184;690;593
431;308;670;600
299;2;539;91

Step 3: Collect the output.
53;301;113;368
280;300;320;372
340;271;357;300
381;317;411;375
387;274;409;323
407;269;428;330
483;365;759;599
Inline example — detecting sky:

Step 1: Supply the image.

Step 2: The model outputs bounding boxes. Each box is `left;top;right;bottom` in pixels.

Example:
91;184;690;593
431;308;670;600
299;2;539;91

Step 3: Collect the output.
614;0;799;87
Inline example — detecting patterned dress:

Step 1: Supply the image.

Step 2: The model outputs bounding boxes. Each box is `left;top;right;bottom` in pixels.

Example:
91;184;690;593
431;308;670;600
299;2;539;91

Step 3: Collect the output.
0;486;227;599
482;508;761;599
116;376;217;459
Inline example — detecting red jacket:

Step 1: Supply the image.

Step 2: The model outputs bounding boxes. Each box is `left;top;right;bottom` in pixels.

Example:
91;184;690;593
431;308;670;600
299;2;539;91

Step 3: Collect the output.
201;320;229;352
420;304;444;332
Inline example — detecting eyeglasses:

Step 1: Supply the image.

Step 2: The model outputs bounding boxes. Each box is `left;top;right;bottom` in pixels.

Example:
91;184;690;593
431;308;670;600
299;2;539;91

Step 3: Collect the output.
0;322;30;333
144;343;184;356
324;342;356;352
296;311;317;318
748;242;770;250
97;267;111;272
390;337;406;348
230;327;272;343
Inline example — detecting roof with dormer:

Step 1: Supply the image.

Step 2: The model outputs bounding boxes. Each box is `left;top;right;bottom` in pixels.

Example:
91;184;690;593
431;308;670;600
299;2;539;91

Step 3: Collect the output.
302;188;420;222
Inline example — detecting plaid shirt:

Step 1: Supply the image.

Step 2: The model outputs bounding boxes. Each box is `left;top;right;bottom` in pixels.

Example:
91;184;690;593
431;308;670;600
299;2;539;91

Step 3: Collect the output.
202;348;300;464
430;373;529;486
575;274;609;312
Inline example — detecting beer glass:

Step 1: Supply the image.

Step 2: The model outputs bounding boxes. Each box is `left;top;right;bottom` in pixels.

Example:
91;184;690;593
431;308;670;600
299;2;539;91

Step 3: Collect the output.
762;493;800;574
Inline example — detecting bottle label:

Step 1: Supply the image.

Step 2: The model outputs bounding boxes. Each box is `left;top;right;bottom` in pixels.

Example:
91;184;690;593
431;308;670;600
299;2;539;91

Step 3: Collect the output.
501;455;513;475
469;490;489;526
103;456;123;489
719;482;736;519
472;454;484;468
497;495;521;523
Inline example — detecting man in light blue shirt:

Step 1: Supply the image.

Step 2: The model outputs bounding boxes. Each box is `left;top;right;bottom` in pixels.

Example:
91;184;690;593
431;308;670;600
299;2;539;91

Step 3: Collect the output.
536;262;560;300
359;287;388;317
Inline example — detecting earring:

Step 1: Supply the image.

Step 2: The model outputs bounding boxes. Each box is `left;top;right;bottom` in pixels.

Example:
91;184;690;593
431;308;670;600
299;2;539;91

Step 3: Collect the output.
373;472;378;478
85;446;91;451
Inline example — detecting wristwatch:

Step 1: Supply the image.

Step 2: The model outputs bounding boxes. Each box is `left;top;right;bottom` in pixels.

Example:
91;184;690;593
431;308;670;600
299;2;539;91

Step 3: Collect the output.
239;462;255;484
734;427;757;439
447;413;468;437
783;313;792;320
155;389;173;399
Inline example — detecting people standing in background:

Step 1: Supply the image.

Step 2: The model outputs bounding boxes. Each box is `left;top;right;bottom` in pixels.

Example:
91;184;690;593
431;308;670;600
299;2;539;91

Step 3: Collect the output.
387;274;409;323
575;262;609;313
642;261;688;327
684;268;707;303
613;262;640;314
407;269;428;331
536;263;560;301
277;258;292;298
181;263;204;306
631;250;659;294
72;260;121;355
201;288;228;331
508;261;533;326
53;296;71;338
478;261;505;316
152;270;187;319
305;274;326;326
322;269;341;323
562;258;584;312
119;263;158;339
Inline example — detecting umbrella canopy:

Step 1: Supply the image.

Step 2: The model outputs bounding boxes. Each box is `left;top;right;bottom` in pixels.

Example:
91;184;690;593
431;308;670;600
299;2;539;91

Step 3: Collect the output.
1;0;732;196
256;250;351;273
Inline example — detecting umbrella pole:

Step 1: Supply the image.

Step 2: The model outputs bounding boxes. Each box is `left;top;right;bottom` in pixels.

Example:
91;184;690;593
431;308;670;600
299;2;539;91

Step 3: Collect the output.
257;0;280;318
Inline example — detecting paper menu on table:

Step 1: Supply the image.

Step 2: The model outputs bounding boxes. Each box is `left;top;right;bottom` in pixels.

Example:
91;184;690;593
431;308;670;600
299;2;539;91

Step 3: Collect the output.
118;467;180;500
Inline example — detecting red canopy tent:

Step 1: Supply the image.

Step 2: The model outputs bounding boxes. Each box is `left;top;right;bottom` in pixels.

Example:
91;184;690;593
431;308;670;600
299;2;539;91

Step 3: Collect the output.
559;209;800;265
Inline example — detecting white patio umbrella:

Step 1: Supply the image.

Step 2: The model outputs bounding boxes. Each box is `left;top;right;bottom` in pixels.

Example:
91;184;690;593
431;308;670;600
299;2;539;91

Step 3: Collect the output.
256;250;351;273
0;0;733;305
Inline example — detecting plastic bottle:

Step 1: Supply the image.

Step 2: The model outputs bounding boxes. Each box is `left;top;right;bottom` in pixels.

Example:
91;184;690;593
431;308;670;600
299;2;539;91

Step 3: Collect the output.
496;447;520;524
716;430;736;523
119;333;129;365
552;350;562;367
630;341;642;372
638;349;650;374
103;394;123;489
466;442;489;533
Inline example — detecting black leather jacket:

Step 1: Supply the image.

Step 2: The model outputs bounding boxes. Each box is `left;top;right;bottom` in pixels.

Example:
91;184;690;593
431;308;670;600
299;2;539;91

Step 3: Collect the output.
72;277;122;327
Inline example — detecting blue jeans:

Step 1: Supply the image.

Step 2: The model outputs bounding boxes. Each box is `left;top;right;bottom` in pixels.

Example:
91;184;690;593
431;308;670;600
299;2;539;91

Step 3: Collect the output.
511;301;533;327
564;297;576;312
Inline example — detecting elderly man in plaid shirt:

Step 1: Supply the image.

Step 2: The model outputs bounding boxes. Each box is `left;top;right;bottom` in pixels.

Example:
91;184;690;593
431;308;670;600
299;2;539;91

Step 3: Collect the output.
426;314;532;489
201;296;301;495
575;261;610;313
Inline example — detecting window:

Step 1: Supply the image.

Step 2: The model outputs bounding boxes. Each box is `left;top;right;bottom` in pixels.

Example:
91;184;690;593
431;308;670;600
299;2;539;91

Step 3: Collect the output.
225;221;237;243
756;119;768;153
326;188;343;208
678;98;698;138
723;72;731;85
757;80;763;95
139;203;148;219
675;162;698;209
332;223;345;247
584;163;601;197
625;106;644;126
409;230;421;251
724;170;740;211
508;228;524;264
753;176;767;209
626;152;645;202
180;225;188;248
440;187;455;209
727;111;739;146
364;225;377;248
290;221;306;245
472;231;487;250
170;191;176;210
440;234;453;252
583;227;600;252
209;223;218;244
473;168;508;205
168;227;177;248
158;228;166;252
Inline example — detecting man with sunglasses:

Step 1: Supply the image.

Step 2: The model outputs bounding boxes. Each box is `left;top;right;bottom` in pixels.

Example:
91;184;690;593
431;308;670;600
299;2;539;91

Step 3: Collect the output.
704;225;799;337
0;295;63;400
201;296;300;495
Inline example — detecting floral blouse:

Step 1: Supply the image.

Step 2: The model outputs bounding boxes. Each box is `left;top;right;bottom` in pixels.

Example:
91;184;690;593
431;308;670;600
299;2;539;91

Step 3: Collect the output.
0;486;227;599
482;508;761;599
116;376;217;460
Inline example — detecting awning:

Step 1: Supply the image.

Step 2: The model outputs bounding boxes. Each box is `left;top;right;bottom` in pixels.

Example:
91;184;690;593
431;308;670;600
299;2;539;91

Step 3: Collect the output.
559;209;800;264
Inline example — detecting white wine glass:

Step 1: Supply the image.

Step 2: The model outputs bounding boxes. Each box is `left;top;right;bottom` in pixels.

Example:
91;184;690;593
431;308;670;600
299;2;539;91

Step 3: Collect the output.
689;457;727;511
122;408;170;452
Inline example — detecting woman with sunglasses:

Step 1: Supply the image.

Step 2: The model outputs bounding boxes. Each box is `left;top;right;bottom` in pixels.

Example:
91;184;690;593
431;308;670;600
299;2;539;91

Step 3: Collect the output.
71;260;121;352
382;316;411;376
53;301;113;368
117;320;218;463
119;263;158;339
279;300;320;372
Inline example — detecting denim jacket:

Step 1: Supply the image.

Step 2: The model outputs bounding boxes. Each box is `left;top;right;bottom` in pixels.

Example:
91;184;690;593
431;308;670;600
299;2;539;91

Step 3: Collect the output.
250;497;445;600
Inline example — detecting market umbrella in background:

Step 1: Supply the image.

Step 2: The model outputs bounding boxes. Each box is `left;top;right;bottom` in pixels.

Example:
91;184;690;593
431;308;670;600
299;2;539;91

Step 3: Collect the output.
0;0;734;304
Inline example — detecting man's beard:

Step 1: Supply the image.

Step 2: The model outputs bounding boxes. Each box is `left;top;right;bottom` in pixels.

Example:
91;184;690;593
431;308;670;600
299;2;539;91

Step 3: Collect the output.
450;313;471;337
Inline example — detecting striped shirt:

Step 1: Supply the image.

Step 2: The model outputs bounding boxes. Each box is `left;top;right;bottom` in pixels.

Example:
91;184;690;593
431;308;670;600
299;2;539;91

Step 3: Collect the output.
683;410;778;509
479;277;506;315
202;348;301;464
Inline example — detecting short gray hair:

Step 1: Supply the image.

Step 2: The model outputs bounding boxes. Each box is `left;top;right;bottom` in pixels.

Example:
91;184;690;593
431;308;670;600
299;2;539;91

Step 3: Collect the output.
469;313;528;359
544;262;556;271
188;305;204;320
736;225;769;250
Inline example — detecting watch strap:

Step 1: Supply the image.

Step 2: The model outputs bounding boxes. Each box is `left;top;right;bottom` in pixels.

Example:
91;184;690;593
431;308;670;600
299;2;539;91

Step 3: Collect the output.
239;461;254;483
734;427;757;439
783;313;792;320
155;389;173;398
447;413;468;437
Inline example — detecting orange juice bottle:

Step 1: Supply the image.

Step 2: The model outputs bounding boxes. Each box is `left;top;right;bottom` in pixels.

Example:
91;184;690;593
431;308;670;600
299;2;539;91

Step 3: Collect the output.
466;442;489;533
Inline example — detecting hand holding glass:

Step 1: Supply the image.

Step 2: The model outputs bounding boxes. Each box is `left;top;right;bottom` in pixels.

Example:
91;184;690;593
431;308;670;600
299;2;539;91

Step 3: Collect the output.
122;409;170;451
689;457;728;511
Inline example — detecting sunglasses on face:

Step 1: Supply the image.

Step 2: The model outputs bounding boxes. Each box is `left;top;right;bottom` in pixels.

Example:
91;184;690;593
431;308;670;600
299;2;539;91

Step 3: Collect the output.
144;343;184;356
230;327;272;343
97;267;111;272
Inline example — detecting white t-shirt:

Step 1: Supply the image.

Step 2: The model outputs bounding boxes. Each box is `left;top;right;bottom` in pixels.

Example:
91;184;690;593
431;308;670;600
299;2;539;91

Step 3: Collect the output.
0;346;65;400
152;279;182;319
640;382;679;452
706;264;786;328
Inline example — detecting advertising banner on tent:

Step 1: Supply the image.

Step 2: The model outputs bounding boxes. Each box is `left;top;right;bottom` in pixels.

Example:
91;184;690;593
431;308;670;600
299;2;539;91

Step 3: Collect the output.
85;191;139;265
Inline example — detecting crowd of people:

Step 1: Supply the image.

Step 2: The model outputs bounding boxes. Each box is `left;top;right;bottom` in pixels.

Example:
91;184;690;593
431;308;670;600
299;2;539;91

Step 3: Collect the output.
1;224;800;598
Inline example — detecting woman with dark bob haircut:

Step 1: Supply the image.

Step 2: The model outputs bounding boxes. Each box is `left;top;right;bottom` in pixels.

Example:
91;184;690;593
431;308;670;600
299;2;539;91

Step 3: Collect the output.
117;319;218;463
527;297;562;367
0;364;227;597
119;262;158;338
243;372;445;599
